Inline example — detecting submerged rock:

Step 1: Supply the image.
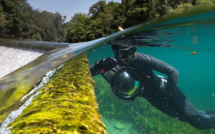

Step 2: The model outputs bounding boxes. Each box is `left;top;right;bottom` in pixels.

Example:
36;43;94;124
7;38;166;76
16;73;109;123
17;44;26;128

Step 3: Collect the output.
114;122;125;130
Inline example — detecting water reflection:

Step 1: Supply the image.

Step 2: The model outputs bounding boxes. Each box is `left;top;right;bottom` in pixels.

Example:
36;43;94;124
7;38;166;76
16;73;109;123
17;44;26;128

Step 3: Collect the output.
0;4;215;131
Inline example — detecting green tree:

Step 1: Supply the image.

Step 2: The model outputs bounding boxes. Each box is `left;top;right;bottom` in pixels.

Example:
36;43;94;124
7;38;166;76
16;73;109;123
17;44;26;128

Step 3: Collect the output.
0;0;24;38
0;0;66;41
107;2;126;32
0;3;6;38
30;10;65;41
88;1;115;40
53;12;66;41
19;0;35;39
65;13;88;42
0;3;6;28
0;0;36;39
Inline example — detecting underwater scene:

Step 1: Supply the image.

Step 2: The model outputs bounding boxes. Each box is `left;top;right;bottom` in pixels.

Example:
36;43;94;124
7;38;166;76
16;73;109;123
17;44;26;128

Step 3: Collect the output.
0;4;215;134
87;11;215;133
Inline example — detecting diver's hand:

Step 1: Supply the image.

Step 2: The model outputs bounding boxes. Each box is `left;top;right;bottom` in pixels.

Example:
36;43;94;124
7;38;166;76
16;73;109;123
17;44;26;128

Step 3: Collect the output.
101;57;117;71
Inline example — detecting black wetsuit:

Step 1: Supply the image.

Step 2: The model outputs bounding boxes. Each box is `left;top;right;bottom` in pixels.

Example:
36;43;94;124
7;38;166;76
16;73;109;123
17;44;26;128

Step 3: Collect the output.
90;52;215;129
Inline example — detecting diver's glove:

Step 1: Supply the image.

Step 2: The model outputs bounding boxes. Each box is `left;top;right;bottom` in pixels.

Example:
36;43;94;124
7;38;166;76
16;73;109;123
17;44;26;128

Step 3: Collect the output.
101;57;117;71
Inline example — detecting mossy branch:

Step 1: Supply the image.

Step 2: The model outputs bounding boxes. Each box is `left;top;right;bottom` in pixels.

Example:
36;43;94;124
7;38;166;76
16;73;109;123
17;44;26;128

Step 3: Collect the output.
9;53;107;134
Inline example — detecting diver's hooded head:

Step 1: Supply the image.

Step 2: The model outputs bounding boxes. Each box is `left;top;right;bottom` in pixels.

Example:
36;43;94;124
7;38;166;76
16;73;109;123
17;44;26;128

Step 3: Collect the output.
111;45;137;64
111;45;137;58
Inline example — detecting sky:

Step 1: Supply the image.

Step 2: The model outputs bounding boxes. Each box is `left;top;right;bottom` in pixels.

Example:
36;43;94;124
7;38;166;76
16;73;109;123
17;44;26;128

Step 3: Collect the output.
28;0;122;22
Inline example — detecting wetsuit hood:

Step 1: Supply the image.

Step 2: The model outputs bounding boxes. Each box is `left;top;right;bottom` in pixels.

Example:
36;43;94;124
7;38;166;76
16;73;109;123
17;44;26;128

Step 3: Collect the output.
111;45;137;59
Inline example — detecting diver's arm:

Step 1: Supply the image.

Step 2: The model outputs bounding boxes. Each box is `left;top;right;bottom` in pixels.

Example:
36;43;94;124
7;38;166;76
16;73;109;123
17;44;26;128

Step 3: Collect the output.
149;56;179;95
90;57;117;76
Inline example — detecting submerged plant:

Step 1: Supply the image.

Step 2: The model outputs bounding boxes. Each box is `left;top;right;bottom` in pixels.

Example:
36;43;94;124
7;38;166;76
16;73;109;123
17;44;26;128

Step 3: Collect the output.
93;76;215;134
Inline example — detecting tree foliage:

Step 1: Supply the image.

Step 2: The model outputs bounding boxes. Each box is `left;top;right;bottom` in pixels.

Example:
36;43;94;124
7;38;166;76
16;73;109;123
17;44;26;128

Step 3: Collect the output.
0;0;66;41
65;13;88;42
0;0;211;42
65;0;203;43
0;3;6;29
65;1;126;42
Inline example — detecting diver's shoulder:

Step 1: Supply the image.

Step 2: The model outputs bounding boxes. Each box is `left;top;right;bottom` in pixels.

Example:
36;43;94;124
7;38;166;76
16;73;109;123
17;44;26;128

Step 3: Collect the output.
136;52;151;59
135;52;152;63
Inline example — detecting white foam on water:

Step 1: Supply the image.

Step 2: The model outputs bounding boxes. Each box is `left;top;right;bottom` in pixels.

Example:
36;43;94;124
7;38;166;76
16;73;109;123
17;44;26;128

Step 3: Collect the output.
0;46;44;79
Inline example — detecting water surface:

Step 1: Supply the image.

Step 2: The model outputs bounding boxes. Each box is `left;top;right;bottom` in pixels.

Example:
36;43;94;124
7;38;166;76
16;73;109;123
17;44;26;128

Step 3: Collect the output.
87;8;215;134
0;5;215;134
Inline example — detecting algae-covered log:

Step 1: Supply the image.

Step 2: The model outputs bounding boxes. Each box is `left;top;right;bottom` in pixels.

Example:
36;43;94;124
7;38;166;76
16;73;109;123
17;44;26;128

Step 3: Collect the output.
9;53;107;134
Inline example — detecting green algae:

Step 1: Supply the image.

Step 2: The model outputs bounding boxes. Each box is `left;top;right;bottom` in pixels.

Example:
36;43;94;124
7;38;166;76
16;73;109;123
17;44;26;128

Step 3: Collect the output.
0;83;32;123
9;53;107;134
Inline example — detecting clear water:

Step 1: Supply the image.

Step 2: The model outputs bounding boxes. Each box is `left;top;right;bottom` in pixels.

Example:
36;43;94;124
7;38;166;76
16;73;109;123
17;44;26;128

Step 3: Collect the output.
87;9;215;134
0;5;215;134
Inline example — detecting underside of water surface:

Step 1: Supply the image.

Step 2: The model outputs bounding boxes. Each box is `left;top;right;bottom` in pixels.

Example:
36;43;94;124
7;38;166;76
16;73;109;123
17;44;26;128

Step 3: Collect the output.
0;2;215;134
87;6;215;134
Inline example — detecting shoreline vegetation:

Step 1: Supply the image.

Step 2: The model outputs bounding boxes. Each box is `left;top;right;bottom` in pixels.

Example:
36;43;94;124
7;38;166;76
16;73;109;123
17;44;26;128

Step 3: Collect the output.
0;0;214;43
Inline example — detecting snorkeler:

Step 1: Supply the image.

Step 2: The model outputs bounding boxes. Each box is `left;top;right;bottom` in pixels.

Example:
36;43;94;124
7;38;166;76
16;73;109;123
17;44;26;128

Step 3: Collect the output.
90;45;215;129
